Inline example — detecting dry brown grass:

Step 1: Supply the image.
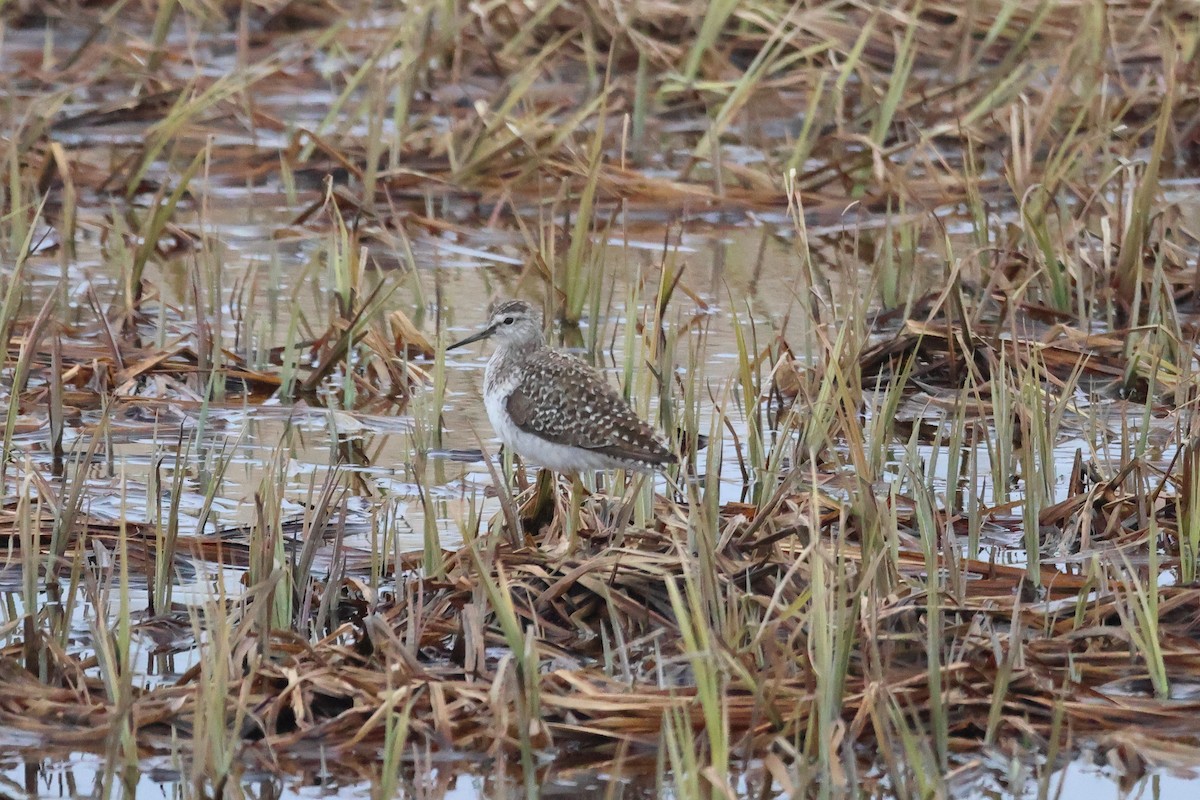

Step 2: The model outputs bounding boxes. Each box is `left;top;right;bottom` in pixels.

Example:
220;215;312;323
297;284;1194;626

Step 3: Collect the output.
1;0;1200;795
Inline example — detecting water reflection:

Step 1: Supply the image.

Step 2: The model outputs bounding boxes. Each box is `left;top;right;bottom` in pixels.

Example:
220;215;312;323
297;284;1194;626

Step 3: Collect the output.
2;747;1198;799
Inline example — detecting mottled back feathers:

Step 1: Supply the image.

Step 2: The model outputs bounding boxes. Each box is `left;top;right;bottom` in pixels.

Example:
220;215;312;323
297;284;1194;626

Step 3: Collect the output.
502;351;674;469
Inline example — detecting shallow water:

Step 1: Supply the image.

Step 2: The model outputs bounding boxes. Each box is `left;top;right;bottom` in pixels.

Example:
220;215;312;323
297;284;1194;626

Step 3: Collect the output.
2;748;1198;800
4;7;1200;799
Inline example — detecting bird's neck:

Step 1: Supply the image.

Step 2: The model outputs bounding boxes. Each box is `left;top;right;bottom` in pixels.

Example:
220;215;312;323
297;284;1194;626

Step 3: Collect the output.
485;338;546;391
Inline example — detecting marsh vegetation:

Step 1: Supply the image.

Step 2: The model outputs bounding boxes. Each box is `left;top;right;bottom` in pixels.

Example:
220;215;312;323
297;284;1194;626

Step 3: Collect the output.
1;0;1200;797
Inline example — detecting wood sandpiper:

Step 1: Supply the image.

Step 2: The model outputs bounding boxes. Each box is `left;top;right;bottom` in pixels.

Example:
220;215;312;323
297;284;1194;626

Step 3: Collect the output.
448;300;677;475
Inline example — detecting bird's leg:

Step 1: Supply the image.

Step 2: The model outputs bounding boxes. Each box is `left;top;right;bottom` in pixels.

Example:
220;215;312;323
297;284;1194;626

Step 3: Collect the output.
610;472;646;550
565;472;586;551
506;447;531;493
518;468;557;539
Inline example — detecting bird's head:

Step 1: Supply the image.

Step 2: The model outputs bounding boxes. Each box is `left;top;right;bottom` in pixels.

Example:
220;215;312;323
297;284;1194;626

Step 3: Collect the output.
448;299;544;350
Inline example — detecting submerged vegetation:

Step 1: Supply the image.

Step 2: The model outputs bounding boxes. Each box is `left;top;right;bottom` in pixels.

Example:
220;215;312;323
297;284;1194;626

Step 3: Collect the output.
1;0;1200;796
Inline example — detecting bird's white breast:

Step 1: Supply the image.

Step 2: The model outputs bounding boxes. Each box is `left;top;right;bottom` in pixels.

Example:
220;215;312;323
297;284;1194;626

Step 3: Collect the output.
482;352;625;472
483;355;520;449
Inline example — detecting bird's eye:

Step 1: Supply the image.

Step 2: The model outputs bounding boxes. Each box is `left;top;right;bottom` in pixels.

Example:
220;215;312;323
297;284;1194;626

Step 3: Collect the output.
503;316;515;325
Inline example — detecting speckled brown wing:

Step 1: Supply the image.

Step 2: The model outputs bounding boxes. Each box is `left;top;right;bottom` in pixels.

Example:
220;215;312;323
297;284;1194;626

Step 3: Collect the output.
505;350;676;466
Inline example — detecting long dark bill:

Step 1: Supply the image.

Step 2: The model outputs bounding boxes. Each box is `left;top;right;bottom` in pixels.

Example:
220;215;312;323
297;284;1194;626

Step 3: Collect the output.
447;324;497;350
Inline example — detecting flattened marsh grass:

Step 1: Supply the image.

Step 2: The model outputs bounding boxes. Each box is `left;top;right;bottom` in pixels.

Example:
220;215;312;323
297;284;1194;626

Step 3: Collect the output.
1;0;1200;796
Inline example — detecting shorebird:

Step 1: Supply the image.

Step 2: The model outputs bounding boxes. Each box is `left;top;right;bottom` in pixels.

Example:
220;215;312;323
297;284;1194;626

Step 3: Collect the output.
448;300;677;476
